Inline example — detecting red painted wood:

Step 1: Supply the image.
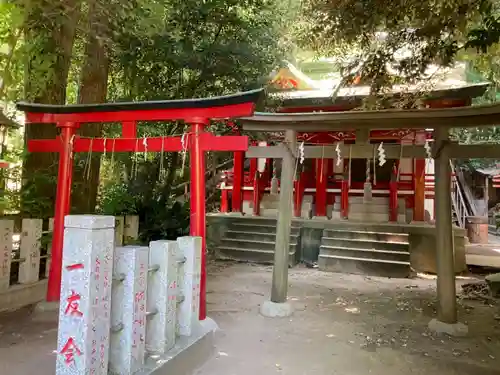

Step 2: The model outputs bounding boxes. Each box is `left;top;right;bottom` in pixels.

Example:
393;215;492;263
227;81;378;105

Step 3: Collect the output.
24;102;256;124
389;181;398;222
413;159;426;221
252;172;260;216
249;158;257;184
232;151;244;212
341;179;349;219
122;121;137;138
315;159;328;217
220;189;229;213
189;123;207;320
46;124;76;302
28;133;249;153
294;172;306;217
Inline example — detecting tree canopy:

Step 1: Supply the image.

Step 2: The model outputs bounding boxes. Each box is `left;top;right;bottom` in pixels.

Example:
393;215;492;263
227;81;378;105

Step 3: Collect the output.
297;0;500;93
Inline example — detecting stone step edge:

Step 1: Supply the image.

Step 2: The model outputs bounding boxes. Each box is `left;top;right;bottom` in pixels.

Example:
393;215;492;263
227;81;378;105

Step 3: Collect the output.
323;229;409;237
321;236;409;246
318;253;410;265
218;246;297;255
231;222;301;230
319;245;409;256
221;237;298;246
226;230;299;238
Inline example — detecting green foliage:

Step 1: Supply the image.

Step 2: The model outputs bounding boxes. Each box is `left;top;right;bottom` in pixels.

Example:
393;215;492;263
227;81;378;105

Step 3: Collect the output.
2;0;288;240
97;181;139;216
295;0;500;96
92;0;288;241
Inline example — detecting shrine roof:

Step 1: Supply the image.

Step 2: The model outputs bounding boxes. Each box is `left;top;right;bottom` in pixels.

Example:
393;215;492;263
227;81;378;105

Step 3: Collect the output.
16;89;263;114
272;82;489;107
240;101;500;131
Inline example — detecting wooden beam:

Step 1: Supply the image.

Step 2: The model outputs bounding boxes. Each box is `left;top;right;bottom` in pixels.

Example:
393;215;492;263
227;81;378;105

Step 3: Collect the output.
247;143;500;160
246;145;286;158
241;101;500;131
247;144;428;159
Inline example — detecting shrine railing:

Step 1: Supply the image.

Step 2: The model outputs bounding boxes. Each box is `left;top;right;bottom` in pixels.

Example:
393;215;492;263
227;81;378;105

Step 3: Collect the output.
0;215;139;313
450;162;472;228
56;215;203;375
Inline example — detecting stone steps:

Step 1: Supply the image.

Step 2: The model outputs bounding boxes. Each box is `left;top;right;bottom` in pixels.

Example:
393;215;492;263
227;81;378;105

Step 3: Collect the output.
215;218;300;266
318;228;411;278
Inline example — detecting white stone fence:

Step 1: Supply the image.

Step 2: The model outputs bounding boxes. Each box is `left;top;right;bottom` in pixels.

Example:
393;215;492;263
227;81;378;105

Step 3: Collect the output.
0;215;139;312
56;215;201;375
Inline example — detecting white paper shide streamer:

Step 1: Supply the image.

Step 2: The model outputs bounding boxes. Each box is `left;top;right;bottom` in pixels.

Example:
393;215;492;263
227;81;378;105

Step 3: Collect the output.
377;142;386;166
298;141;305;164
335;143;342;166
424;139;432;159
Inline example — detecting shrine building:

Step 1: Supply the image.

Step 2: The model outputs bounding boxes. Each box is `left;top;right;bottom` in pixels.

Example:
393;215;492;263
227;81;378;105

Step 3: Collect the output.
208;62;492;277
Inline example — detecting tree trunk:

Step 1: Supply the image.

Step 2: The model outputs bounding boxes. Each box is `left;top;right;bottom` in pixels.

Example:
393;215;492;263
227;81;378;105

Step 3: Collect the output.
21;0;81;217
72;0;110;213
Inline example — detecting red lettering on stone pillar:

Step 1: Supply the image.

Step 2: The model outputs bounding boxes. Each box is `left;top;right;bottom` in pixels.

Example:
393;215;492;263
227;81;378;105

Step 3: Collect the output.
64;290;83;317
60;337;82;365
66;263;84;271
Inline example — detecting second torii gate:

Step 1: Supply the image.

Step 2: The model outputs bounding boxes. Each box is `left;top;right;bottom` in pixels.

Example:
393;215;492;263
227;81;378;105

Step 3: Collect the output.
17;89;262;320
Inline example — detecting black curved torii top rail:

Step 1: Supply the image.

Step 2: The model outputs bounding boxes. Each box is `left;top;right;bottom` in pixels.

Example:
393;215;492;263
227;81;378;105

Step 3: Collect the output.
17;88;264;124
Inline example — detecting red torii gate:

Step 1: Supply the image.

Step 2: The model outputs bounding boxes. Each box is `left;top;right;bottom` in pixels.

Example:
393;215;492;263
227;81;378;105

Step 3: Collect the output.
17;89;262;320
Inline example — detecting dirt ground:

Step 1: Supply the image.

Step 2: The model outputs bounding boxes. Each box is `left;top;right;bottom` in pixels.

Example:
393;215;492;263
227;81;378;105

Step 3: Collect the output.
1;262;500;375
197;262;500;375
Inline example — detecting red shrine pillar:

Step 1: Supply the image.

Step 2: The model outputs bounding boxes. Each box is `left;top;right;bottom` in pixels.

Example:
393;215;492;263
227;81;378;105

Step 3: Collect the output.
414;158;426;221
46;122;77;302
315;159;328;217
232;151;244;212
190;121;207;320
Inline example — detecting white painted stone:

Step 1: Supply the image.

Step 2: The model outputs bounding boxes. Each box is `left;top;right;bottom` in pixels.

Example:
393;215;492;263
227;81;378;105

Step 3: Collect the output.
56;215;114;375
114;217;125;247
146;240;179;354
109;246;149;375
124;216;139;244
0;220;13;290
19;219;42;284
177;236;202;337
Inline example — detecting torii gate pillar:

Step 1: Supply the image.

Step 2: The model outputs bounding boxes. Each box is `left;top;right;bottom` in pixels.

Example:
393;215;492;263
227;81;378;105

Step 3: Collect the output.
429;126;467;336
261;130;296;318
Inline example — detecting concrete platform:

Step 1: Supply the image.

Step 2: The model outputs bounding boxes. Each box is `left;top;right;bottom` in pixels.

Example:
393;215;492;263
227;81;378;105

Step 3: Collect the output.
139;318;218;375
0;280;47;314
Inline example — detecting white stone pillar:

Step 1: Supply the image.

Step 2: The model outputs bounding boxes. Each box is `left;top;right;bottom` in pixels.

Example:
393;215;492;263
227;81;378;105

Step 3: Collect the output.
124;216;139;245
146;240;179;353
109;246;149;375
19;218;42;284
0;220;13;291
56;215;114;375
114;217;125;247
177;236;202;336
